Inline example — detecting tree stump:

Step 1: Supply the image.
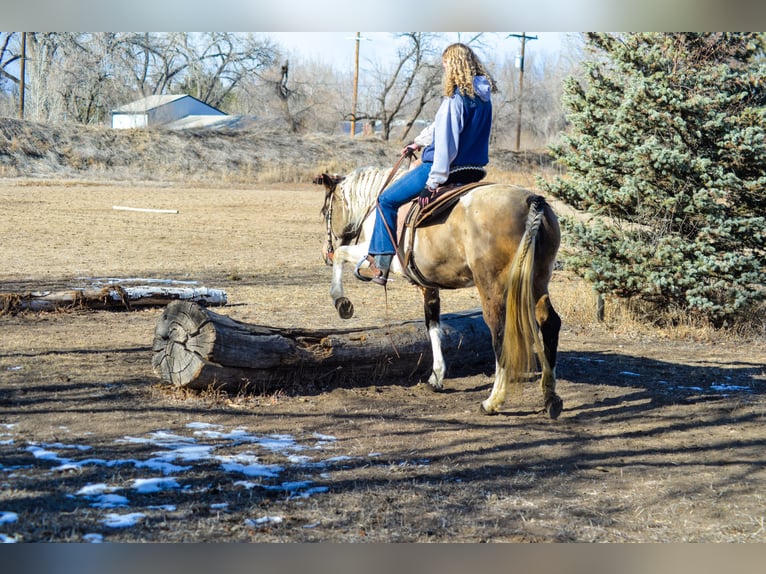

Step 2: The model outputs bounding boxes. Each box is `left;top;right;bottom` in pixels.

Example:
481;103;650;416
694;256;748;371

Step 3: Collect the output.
151;300;493;392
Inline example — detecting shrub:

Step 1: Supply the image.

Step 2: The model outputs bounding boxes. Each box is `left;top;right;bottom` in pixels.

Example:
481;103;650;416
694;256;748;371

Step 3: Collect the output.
542;33;766;327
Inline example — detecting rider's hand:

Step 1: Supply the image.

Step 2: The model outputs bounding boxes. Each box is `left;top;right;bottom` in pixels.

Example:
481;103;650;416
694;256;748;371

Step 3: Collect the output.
418;185;438;208
402;142;420;156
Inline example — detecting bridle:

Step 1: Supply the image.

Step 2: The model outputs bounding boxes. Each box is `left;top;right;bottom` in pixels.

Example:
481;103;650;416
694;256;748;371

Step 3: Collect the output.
323;202;336;263
320;175;343;263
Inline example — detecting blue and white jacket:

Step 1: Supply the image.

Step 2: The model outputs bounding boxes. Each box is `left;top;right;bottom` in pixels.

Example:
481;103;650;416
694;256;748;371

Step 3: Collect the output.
420;75;493;190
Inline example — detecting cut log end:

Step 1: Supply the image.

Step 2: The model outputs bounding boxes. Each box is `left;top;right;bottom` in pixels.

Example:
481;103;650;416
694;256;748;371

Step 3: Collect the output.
152;301;217;388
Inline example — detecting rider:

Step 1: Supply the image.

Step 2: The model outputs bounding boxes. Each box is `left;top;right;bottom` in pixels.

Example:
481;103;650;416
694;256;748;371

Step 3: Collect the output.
355;42;497;286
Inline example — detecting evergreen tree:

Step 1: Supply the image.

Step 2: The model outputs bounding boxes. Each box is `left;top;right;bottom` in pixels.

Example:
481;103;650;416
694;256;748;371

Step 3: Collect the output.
543;33;766;326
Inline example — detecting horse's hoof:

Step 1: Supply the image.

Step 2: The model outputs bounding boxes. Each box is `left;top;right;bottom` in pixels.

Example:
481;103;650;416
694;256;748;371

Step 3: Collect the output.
427;373;443;392
479;402;499;416
545;395;563;420
335;297;354;319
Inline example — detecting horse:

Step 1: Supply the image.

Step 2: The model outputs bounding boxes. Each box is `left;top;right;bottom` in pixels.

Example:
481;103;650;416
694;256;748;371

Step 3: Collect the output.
317;165;563;418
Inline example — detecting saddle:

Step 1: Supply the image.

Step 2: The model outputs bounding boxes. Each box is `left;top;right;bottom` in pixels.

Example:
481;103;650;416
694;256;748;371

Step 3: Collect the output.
397;180;492;287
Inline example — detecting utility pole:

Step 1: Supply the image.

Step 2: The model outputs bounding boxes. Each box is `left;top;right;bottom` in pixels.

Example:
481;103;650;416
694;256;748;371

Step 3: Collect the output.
508;33;537;151
18;32;26;120
350;32;360;138
348;32;371;138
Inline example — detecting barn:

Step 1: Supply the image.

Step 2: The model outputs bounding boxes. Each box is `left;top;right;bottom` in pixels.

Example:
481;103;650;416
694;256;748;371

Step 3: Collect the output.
110;94;226;129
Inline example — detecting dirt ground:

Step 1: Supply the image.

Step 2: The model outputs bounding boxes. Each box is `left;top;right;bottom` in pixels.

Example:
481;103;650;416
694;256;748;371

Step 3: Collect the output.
1;180;765;542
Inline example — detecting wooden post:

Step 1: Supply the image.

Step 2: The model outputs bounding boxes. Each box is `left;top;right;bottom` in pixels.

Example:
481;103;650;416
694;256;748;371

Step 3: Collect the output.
18;32;26;120
350;32;360;138
596;292;605;322
151;301;494;391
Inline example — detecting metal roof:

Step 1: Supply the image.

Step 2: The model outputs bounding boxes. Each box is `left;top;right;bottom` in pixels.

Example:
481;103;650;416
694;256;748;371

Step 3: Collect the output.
112;95;189;114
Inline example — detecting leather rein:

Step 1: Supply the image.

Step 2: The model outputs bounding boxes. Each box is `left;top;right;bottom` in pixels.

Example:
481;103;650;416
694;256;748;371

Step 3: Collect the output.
322;149;415;262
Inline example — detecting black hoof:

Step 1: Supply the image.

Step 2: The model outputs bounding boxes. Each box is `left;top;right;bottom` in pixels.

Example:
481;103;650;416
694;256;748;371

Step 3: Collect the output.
335;297;354;319
545;395;563;420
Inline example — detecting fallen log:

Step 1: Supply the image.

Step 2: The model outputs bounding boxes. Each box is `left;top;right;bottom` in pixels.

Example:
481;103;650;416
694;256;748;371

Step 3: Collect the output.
0;286;227;314
151;300;493;391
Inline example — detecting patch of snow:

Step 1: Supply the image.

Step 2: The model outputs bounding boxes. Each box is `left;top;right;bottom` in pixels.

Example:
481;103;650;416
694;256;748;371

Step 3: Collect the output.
0;511;18;524
218;454;283;478
245;516;283;528
102;512;145;528
711;384;751;393
132;477;181;494
76;483;116;496
90;494;130;509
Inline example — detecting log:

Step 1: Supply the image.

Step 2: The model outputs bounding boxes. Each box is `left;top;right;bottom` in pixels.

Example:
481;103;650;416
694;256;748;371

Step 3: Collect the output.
151;300;494;391
0;286;227;313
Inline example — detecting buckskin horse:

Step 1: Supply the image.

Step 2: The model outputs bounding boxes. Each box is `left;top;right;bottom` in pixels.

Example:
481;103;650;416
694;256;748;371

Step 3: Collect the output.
317;164;563;418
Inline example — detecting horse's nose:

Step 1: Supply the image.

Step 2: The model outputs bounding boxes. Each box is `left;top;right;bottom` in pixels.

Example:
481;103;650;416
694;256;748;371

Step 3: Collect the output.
322;242;334;266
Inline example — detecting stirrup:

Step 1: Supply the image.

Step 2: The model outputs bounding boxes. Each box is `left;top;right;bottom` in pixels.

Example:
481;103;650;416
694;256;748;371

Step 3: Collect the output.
354;256;375;282
354;255;388;285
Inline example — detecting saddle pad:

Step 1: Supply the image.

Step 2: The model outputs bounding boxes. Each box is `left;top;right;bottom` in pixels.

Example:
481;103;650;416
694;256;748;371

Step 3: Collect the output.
406;181;492;229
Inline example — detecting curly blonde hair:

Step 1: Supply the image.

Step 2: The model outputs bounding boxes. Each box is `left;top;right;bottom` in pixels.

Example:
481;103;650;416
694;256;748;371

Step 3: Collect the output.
441;43;497;98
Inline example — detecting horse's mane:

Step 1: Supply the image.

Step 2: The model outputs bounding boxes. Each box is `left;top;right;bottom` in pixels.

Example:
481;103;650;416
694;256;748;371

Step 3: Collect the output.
337;166;405;230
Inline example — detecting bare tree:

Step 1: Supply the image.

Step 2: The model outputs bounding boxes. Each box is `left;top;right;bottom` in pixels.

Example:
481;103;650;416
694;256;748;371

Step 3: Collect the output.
119;32;190;97
1;32;279;124
0;33;20;87
362;33;442;141
233;52;345;134
23;33;69;122
178;32;278;109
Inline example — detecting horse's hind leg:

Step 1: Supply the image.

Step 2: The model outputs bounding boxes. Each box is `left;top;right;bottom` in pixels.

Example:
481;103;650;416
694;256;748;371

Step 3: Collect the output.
536;293;562;419
422;287;446;390
477;291;508;414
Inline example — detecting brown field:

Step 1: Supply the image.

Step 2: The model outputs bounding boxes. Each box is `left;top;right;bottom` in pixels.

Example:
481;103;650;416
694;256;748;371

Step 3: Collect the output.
1;177;765;543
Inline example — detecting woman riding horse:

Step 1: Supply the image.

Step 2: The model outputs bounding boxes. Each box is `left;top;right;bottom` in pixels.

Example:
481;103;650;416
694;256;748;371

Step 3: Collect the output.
356;42;497;286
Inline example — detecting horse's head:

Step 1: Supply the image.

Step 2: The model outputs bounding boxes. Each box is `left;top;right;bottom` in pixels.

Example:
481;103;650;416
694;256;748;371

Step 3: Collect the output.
317;172;350;265
316;173;345;218
317;167;391;266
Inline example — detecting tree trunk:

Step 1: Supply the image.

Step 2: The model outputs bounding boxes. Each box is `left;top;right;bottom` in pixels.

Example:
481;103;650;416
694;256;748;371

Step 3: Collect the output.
1;286;227;314
151;300;493;392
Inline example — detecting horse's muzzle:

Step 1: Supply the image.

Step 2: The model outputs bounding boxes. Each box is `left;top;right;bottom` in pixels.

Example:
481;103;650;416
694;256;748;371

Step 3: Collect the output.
322;241;334;266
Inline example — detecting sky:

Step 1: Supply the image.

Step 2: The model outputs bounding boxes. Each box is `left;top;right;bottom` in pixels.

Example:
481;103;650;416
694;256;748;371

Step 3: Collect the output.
265;32;569;72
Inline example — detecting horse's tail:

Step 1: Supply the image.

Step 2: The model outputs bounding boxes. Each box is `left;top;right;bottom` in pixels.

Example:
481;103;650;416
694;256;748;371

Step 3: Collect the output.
499;195;549;394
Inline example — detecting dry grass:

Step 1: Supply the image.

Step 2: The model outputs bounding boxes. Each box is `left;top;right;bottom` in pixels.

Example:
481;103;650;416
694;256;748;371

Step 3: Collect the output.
1;175;765;542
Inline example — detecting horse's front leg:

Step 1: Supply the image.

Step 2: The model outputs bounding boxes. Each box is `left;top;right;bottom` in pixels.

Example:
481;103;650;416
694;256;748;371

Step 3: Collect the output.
422;287;446;390
329;243;368;319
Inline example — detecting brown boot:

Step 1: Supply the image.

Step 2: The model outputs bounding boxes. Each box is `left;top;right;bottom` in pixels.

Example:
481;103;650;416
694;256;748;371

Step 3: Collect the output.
354;255;390;285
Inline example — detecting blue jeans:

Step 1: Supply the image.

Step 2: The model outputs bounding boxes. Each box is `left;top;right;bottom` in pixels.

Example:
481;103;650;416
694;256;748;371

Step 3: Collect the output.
368;161;431;255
